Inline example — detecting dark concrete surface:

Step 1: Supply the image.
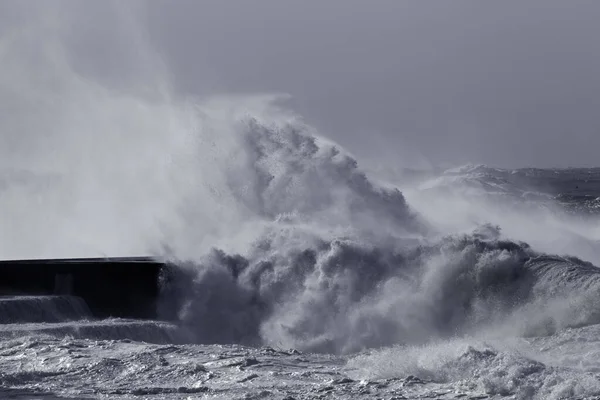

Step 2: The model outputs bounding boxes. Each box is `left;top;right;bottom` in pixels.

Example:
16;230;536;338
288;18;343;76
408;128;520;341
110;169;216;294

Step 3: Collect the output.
0;257;167;319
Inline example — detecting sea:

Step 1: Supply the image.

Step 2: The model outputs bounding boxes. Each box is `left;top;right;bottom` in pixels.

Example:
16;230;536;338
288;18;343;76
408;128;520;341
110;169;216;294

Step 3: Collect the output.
2;111;600;399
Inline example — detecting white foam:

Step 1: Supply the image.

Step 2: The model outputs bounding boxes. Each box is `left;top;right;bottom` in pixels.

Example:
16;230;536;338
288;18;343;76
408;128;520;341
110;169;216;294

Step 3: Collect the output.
0;296;91;324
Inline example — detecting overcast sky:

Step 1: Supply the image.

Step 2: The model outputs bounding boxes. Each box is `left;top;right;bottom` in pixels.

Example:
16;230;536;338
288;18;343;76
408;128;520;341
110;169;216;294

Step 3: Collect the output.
3;1;600;168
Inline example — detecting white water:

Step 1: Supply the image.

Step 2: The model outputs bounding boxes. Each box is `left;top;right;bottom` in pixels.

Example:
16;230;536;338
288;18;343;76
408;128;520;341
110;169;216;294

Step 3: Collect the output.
2;3;600;399
0;296;91;324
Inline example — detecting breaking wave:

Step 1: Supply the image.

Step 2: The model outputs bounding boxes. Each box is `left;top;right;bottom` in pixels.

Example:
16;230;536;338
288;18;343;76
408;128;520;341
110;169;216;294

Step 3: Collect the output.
168;223;600;354
3;76;600;356
150;115;600;356
346;328;600;400
2;5;600;365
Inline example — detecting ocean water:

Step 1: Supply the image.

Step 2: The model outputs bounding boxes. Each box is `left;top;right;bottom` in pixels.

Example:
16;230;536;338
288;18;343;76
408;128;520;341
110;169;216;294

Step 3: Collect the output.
2;116;600;399
3;10;600;398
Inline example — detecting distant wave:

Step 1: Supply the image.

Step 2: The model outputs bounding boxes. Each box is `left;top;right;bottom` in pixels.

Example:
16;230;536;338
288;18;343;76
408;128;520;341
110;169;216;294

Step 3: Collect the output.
418;164;554;203
417;163;600;211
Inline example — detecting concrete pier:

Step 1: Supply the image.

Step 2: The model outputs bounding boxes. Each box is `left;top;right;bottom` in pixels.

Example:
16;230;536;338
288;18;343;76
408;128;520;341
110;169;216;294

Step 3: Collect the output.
0;257;167;319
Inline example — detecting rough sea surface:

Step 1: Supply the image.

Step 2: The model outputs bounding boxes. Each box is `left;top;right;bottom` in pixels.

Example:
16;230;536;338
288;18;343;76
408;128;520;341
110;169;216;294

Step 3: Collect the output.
3;123;600;400
4;4;600;397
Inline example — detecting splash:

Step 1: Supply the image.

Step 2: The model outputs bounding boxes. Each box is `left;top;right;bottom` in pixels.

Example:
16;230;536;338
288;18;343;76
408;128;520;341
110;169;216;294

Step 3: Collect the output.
3;0;600;375
168;219;600;355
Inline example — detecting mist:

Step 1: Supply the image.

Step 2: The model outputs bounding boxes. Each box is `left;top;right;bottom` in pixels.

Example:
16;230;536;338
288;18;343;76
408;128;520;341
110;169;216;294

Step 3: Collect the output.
1;1;600;259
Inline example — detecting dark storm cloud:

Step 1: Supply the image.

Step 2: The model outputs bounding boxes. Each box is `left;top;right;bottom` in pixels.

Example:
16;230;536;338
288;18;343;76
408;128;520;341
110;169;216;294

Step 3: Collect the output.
3;1;600;168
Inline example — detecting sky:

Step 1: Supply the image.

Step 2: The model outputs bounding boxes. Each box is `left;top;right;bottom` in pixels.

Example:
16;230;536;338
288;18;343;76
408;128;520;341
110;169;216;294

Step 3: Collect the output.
3;0;600;168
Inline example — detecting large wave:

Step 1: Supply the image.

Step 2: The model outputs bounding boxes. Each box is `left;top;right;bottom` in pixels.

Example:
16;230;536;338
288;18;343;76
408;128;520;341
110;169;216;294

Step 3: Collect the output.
152;117;600;355
3;1;600;363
